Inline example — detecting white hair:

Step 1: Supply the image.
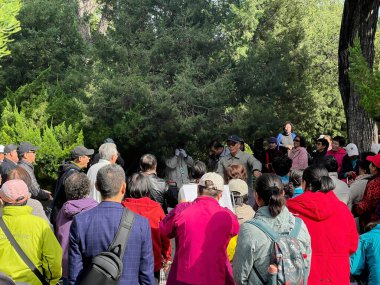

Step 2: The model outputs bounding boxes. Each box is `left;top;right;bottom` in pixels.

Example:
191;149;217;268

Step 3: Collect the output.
99;143;117;161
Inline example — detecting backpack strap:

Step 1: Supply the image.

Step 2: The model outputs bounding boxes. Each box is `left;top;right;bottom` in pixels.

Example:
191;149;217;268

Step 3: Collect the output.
247;219;279;241
108;208;135;258
289;217;302;238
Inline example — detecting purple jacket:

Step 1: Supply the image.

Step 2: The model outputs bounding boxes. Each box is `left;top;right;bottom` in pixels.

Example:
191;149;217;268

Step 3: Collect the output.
56;198;98;278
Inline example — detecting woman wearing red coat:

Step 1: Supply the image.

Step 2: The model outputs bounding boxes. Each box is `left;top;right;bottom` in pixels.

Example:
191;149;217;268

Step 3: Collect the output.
287;165;358;285
122;172;171;282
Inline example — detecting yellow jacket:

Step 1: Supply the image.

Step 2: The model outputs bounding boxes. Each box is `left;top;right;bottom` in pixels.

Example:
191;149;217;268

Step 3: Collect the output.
0;206;62;284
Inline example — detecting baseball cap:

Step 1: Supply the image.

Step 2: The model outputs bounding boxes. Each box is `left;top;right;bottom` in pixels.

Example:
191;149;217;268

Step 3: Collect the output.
0;180;30;204
226;135;241;143
18;142;39;155
345;143;359;157
268;137;277;144
228;179;248;196
4;144;18;154
370;143;380;154
0;145;4;153
71;146;94;158
198;172;224;192
367;154;380;168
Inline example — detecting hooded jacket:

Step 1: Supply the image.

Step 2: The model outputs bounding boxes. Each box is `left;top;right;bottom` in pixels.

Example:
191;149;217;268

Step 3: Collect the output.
55;198;98;278
122;197;171;272
0;206;62;284
287;191;358;285
326;148;347;172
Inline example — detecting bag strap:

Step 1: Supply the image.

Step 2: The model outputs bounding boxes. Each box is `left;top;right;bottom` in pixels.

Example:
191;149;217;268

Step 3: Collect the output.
108;208;135;258
0;217;49;285
289;217;302;238
247;219;279;241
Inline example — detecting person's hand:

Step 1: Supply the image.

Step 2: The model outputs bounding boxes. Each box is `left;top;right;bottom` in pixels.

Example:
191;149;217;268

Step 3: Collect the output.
253;170;262;178
43;190;53;201
180;149;187;158
175;149;180;156
162;260;172;272
287;144;293;150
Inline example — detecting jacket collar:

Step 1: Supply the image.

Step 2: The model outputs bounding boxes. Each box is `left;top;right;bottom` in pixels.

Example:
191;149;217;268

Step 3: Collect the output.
98;201;123;208
229;149;243;159
2;205;33;216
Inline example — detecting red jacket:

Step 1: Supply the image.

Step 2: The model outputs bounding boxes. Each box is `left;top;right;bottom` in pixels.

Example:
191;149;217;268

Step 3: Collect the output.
122;197;171;272
326;148;347;172
287;191;358;285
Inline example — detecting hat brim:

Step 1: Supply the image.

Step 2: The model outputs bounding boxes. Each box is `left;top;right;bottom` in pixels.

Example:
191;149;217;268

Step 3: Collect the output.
367;155;380;168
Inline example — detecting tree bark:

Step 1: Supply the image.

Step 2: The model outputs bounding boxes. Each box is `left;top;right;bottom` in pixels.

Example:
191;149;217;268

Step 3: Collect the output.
77;0;97;41
338;0;379;151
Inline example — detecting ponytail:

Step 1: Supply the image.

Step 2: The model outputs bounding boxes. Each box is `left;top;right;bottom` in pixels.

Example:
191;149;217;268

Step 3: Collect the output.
303;166;335;193
255;174;286;218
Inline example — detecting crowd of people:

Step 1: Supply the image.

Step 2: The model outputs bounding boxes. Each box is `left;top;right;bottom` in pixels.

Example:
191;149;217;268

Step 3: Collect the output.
0;122;379;285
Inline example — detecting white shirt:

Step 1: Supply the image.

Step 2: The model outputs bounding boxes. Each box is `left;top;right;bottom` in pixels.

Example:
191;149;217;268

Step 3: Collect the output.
87;159;111;203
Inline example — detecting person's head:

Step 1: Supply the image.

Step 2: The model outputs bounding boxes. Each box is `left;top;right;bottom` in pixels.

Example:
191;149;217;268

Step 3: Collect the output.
127;172;151;199
0;145;5;161
289;169;303;188
139;154;157;173
316;138;329;153
322;156;338;173
99;143;118;163
18;142;39;164
345;143;359;160
332;136;345;152
225;163;247;183
7;167;32;189
226;135;242;156
71;146;94;168
197;172;224;200
209;140;224;156
357;152;375;175
293;135;306;149
283;121;293;135
367;154;380;175
255;173;285;217
268;137;277;150
64;172;91;200
190;161;207;181
272;156;292;177
302;165;335;193
0;180;30;206
96;164;126;200
229;179;248;205
4;144;19;163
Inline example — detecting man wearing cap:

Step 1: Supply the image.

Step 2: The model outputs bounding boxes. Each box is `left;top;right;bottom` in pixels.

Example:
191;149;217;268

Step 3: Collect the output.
216;135;262;193
50;145;94;226
0;144;19;184
18;142;51;201
160;172;239;285
263;137;283;173
353;154;380;227
339;143;360;180
0;179;62;284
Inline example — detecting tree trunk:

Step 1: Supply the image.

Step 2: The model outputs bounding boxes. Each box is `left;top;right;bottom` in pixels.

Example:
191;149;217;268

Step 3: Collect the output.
77;0;97;41
98;0;113;35
338;0;379;151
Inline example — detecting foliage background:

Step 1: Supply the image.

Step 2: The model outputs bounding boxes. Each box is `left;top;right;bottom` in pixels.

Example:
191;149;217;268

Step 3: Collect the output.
1;0;374;184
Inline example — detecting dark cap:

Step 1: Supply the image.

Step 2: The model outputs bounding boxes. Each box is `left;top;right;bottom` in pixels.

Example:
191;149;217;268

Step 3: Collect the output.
4;144;18;154
18;142;39;155
268;137;277;144
103;138;115;144
226;135;241;143
71;146;94;158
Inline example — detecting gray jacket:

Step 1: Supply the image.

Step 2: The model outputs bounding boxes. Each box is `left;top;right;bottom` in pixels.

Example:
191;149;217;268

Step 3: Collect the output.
233;206;311;285
329;172;350;204
165;155;194;189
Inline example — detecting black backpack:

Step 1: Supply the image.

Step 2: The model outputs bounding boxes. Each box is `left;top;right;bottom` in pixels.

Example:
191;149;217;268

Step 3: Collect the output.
164;181;179;209
79;209;135;285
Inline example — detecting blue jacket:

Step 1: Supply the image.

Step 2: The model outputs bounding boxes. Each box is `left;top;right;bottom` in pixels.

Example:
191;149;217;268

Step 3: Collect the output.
68;201;155;285
350;224;380;285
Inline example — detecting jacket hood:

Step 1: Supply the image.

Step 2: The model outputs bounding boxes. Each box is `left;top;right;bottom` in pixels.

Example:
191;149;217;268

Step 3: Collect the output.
62;198;98;218
58;162;82;175
287;191;337;222
122;197;162;216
